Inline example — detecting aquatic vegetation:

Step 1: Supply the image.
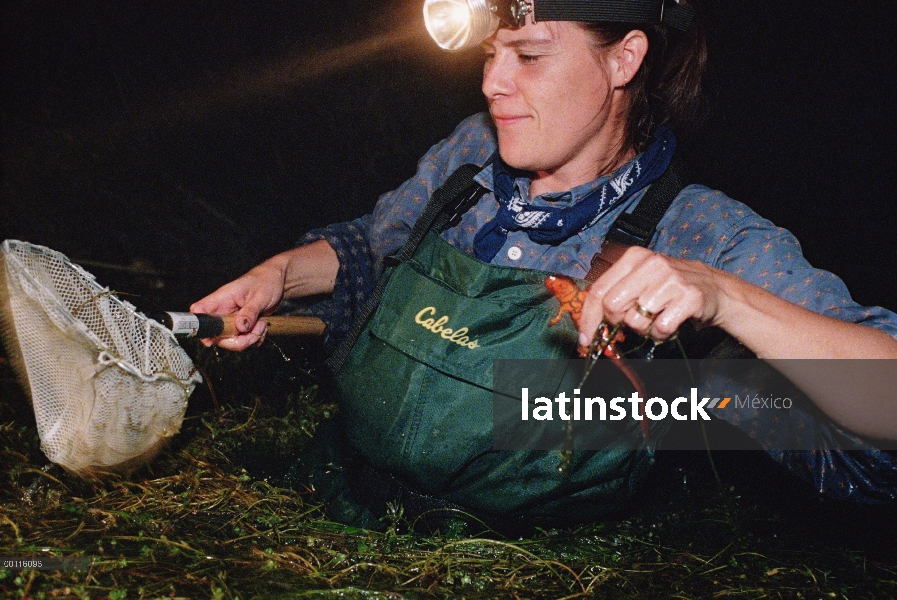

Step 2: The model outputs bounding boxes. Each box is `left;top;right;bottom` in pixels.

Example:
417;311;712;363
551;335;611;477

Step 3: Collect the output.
1;345;895;599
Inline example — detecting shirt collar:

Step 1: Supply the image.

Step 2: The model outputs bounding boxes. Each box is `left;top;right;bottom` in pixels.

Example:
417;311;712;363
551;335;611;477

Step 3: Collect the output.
479;153;646;207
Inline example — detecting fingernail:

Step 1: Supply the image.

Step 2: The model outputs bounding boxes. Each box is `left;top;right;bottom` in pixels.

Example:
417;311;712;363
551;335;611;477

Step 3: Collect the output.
238;317;250;331
579;333;590;347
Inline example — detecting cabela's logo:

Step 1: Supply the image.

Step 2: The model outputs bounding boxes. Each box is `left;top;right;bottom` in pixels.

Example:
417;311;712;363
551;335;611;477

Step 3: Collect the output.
415;307;480;349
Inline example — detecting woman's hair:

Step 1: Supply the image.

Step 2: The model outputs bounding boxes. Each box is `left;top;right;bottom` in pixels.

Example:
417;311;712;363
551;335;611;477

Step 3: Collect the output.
583;5;709;153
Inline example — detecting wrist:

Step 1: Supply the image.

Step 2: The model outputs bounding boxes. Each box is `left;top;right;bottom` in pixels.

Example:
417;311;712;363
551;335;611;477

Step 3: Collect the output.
707;268;751;331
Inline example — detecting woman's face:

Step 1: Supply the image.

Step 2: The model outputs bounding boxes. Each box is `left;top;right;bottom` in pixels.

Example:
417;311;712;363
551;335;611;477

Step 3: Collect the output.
482;21;631;193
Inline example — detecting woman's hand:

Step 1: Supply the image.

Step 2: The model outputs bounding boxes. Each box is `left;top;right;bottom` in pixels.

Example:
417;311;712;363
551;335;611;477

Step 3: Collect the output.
574;245;897;439
577;246;726;348
190;240;339;352
190;260;288;351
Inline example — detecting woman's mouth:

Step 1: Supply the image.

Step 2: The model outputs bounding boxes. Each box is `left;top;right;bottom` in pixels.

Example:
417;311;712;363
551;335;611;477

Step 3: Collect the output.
492;114;528;128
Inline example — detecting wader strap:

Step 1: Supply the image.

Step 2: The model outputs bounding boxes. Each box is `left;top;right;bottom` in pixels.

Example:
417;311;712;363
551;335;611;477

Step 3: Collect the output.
326;163;487;372
585;160;687;283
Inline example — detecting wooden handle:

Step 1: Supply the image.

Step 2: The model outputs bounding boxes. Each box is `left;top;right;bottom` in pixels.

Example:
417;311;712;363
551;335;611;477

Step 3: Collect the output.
217;315;326;337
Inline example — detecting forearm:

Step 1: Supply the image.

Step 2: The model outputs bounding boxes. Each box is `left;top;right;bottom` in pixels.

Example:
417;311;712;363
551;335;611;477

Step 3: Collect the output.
714;271;897;440
579;244;897;440
190;239;339;351
269;239;339;300
714;270;897;360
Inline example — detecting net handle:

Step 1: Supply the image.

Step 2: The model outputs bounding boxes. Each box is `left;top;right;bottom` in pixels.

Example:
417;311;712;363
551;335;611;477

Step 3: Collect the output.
217;314;325;337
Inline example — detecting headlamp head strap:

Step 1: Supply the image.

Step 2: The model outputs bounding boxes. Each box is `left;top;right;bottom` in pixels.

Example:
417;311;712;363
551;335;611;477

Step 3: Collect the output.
534;0;695;32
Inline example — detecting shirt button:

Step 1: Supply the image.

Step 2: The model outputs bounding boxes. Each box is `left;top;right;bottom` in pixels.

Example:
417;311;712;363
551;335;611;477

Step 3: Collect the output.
507;246;522;261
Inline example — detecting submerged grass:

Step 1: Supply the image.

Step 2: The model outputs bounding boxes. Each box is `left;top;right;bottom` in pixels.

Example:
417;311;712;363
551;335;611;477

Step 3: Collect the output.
1;343;896;599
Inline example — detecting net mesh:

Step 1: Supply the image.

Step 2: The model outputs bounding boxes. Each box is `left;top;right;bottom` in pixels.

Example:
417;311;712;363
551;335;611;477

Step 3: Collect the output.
1;239;202;476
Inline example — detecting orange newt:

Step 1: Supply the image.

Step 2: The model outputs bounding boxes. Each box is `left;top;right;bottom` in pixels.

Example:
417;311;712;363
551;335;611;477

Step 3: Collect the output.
545;274;650;442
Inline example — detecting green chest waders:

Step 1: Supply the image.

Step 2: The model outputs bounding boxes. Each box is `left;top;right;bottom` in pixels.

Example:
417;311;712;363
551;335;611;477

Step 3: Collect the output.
322;160;687;527
334;232;656;523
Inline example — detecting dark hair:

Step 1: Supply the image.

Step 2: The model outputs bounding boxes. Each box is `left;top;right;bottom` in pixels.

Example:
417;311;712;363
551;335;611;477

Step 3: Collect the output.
583;7;708;153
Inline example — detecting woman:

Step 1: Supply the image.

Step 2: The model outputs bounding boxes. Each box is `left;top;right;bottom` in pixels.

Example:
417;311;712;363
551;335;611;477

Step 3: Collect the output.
192;5;897;527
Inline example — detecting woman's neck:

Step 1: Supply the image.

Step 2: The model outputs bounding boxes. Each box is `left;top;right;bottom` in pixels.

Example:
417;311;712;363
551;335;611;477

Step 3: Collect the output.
529;143;636;198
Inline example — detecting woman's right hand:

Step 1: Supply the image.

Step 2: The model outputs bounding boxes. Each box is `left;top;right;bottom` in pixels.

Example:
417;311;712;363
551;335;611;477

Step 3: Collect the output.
190;240;339;351
190;259;288;351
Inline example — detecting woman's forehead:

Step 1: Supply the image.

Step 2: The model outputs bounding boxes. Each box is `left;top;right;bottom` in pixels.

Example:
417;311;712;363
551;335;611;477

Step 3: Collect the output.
487;20;587;48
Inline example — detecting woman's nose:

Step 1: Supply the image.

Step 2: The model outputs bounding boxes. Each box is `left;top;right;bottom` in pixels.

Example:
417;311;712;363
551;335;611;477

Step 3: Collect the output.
482;53;515;99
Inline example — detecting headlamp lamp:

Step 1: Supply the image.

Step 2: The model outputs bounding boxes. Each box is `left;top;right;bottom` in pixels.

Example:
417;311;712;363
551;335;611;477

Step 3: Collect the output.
423;0;695;51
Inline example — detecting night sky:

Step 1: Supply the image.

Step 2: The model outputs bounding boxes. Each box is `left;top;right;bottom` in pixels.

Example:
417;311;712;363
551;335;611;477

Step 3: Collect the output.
2;0;896;312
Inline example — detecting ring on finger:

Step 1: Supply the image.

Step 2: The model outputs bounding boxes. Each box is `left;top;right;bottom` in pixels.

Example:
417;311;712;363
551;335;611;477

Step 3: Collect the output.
634;302;656;321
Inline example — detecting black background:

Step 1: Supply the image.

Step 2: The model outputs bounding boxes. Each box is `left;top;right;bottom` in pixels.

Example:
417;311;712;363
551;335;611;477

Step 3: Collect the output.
2;0;896;312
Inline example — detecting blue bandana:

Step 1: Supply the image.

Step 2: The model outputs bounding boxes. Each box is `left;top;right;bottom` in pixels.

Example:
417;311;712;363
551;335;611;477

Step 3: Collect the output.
473;127;677;262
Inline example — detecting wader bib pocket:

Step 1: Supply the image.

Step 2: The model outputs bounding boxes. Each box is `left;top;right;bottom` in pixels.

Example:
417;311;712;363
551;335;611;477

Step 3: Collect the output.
335;232;655;520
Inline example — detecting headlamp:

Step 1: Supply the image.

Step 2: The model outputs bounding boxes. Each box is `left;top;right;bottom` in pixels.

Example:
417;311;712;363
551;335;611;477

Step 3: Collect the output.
423;0;695;51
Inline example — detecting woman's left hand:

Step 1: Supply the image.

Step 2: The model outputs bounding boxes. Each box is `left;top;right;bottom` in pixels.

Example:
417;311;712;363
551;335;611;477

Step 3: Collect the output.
577;246;726;347
574;248;897;442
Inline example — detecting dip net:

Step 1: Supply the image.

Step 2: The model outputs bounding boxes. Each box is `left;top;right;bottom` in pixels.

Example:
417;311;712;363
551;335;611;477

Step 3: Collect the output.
0;239;202;477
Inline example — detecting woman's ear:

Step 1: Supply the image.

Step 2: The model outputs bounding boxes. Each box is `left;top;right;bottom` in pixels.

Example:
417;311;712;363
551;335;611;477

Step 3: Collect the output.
610;29;649;88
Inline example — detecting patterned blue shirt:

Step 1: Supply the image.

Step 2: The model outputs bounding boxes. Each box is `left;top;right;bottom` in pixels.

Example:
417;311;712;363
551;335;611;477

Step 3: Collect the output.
300;112;897;343
294;111;897;502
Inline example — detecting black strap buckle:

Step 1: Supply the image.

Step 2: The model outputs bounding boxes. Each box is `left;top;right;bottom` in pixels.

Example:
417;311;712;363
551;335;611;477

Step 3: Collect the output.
439;182;487;233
